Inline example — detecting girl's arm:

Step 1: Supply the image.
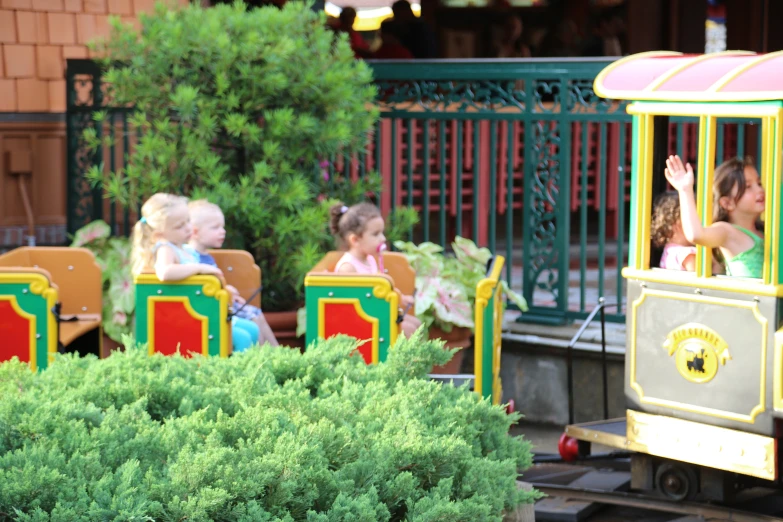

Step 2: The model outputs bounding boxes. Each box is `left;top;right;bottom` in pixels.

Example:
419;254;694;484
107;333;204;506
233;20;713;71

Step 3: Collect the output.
682;254;696;272
665;156;731;249
155;245;222;281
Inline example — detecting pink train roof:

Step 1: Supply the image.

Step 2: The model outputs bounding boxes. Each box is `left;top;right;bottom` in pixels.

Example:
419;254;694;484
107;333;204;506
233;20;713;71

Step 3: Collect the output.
593;51;783;102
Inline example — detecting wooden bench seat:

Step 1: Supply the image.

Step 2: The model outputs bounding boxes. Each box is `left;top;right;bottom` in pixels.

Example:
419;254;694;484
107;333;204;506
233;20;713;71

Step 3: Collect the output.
209;249;262;307
306;250;508;405
310;251;416;295
0;247;102;358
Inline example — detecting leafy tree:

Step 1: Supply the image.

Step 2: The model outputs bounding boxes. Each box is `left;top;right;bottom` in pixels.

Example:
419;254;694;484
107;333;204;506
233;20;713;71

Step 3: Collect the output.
85;1;416;311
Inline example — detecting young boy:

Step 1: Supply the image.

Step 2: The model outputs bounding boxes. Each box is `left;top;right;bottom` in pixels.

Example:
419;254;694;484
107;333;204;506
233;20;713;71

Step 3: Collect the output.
187;199;279;347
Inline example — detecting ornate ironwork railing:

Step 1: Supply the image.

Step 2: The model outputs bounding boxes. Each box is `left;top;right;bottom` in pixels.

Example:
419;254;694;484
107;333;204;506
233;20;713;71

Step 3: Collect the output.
65;58;763;325
362;59;635;324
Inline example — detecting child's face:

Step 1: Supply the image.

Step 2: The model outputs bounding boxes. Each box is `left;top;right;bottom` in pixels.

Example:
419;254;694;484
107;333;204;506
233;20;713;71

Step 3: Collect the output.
193;211;226;249
731;166;765;217
159;204;192;246
351;217;386;256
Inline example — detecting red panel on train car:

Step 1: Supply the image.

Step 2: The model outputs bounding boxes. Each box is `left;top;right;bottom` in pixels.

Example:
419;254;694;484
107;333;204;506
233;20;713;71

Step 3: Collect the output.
323;302;374;364
152;301;205;358
0;299;32;363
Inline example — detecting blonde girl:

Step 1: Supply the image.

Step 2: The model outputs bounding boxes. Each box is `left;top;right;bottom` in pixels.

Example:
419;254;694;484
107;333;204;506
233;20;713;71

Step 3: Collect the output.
665;154;765;278
131;193;221;279
330;202;422;338
132;193;259;351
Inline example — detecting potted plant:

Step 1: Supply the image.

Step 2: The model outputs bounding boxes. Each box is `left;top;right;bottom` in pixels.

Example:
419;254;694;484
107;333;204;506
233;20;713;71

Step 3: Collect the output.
70;220;134;353
83;1;380;345
394;236;528;373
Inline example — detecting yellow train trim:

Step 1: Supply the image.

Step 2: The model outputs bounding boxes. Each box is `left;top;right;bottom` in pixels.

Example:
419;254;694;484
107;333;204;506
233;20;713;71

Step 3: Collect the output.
622;267;783;297
566;410;776;481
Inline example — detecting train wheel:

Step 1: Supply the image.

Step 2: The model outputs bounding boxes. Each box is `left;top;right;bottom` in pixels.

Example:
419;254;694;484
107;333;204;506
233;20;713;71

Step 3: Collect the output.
655;463;698;501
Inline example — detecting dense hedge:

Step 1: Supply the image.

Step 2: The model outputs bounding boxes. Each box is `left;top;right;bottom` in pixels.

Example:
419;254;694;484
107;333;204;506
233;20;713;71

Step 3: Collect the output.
0;334;536;521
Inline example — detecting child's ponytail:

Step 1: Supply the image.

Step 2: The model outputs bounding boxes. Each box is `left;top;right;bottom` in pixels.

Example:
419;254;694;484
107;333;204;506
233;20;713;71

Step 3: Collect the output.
130;193;189;274
131;218;154;274
329;202;347;236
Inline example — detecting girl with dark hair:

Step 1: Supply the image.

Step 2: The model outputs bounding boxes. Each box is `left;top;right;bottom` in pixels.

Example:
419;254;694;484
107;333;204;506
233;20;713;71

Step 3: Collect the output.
665;154;764;278
329;202;422;337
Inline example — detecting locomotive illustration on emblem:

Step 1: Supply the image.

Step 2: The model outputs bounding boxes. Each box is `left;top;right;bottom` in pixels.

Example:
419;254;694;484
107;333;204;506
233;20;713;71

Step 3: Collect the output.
663;323;731;384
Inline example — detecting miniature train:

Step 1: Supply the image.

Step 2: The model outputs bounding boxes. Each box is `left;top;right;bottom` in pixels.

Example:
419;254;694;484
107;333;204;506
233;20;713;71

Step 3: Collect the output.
304;251;507;404
0;247;260;364
0;244;508;405
560;50;783;501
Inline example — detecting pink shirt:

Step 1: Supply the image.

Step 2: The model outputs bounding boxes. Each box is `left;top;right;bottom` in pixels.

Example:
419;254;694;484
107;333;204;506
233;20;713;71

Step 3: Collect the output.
660;243;696;271
335;252;379;275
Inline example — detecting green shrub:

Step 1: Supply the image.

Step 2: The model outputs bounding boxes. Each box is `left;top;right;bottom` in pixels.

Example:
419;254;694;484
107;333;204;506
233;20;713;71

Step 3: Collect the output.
84;1;418;311
0;333;538;521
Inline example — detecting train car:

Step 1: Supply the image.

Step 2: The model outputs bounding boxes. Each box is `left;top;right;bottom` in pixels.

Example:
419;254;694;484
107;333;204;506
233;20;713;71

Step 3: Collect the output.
304;251;508;404
560;50;783;501
134;250;261;358
0;247;262;366
0;247;102;369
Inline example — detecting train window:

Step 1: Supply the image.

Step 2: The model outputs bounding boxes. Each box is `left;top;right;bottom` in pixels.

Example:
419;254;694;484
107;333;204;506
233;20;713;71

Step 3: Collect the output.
648;116;701;274
644;115;770;282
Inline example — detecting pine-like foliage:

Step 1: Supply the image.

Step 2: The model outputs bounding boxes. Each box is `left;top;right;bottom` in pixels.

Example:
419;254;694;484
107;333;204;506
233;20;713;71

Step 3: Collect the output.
0;333;538;521
84;1;410;311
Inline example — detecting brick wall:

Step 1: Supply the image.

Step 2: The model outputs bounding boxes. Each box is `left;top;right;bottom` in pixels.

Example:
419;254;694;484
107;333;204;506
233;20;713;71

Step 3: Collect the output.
0;0;186;112
0;0;187;248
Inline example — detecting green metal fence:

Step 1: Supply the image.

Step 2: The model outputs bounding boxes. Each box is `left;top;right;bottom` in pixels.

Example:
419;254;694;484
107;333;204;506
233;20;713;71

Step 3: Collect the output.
367;59;634;324
66;58;766;325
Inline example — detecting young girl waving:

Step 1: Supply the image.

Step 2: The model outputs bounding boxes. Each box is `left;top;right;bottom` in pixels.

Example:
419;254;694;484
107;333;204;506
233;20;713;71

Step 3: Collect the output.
330;202;422;337
131;193;259;351
665;155;765;278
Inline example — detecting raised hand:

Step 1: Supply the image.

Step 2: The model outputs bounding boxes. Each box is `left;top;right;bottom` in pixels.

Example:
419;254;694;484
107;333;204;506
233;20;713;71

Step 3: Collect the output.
665;155;695;192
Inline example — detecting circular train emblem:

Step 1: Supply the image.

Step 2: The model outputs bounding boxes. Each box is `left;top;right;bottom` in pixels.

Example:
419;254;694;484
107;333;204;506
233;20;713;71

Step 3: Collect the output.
662;323;731;384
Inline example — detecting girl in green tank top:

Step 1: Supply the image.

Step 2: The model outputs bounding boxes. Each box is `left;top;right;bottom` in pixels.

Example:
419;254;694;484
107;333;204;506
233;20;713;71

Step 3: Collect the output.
665;155;765;279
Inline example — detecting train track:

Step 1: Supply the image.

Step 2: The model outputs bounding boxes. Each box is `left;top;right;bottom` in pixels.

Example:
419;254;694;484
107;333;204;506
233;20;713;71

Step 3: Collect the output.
529;482;783;521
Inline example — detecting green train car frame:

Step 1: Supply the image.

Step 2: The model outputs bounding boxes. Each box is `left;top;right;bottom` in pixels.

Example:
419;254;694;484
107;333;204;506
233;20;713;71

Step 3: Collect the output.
0;247;103;369
563;50;783;498
305;252;508;404
134;273;232;357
